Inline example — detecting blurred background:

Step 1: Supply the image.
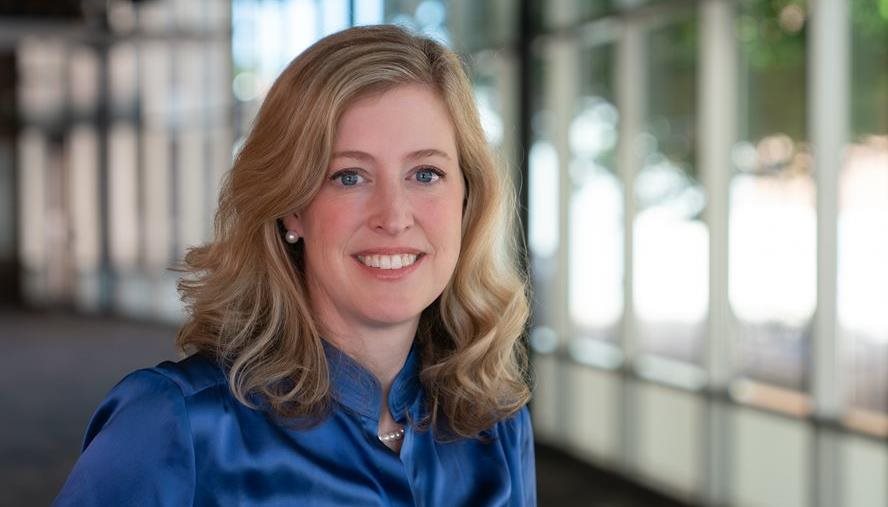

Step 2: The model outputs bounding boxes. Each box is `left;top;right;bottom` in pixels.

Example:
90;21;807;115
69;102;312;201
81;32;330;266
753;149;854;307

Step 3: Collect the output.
0;0;885;506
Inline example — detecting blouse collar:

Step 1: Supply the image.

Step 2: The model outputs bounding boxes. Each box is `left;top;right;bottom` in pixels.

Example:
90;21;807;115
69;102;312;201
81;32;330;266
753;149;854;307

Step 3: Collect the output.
322;339;421;422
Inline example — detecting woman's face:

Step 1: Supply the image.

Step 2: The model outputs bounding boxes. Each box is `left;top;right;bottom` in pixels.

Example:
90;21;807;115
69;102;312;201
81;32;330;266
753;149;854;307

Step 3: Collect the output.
284;84;465;333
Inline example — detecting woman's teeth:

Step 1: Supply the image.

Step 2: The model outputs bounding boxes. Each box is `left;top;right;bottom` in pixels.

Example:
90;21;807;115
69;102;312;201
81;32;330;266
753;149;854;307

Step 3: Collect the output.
357;254;418;269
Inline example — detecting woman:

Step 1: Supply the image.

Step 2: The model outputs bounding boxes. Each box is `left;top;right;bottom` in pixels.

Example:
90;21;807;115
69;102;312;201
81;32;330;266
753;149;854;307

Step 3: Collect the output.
55;24;534;506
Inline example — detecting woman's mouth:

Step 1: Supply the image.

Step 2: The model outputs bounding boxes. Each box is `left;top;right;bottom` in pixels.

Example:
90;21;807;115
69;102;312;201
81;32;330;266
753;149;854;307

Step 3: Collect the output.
355;253;420;270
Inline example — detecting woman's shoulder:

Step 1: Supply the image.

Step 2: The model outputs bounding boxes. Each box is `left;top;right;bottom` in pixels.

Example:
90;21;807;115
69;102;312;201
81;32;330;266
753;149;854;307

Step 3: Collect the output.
466;404;533;448
494;405;533;438
105;353;226;401
147;352;228;398
79;354;229;445
54;357;223;504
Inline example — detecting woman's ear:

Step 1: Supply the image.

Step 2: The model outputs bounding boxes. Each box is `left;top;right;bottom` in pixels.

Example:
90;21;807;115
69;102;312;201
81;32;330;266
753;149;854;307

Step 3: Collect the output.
282;213;304;237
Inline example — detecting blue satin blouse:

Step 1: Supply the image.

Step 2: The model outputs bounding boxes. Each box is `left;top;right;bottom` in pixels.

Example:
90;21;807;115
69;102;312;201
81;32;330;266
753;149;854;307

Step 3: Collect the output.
54;341;536;506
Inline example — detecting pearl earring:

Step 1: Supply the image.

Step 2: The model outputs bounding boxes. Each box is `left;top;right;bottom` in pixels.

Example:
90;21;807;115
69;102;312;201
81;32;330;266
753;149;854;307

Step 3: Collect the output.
284;231;300;244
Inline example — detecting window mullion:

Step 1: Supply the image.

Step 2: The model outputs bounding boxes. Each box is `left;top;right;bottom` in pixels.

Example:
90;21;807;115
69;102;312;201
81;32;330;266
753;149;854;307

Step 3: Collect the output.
810;0;849;506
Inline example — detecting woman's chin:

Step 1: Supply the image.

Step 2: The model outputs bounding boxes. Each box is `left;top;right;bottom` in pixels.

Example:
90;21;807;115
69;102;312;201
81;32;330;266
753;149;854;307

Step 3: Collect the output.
348;298;429;328
363;308;424;329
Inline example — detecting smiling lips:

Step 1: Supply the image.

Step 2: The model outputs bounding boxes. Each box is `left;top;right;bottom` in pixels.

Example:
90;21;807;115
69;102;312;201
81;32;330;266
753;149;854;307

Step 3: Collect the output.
353;248;426;273
356;253;419;270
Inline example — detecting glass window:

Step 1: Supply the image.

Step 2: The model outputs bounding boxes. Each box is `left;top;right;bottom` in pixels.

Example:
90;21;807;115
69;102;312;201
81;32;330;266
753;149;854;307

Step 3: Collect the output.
384;0;449;38
108;121;139;270
140;40;173;270
17;40;66;302
67;125;100;273
17;39;66;124
109;43;138;116
467;49;517;169
569;42;623;362
528;49;561;354
18;128;49;275
232;0;349;140
68;47;99;115
533;0;671;31
842;1;888;422
66;125;101;309
11;0;233;318
174;41;208;250
172;0;205;31
534;0;615;30
634;14;706;365
320;0;351;34
730;0;812;391
448;0;517;52
355;0;384;24
138;0;172;31
231;0;324;104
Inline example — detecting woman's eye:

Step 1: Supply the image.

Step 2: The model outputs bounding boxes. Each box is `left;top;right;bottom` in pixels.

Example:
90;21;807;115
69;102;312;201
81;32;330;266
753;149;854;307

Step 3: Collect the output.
414;168;442;184
331;170;363;186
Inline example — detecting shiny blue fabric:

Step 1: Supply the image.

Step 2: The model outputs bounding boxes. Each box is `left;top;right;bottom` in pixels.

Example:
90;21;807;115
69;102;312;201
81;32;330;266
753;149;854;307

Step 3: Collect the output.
54;341;536;506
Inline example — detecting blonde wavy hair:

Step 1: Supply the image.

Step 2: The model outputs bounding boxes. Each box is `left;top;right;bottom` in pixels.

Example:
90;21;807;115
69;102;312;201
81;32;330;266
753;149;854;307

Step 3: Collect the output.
177;24;530;438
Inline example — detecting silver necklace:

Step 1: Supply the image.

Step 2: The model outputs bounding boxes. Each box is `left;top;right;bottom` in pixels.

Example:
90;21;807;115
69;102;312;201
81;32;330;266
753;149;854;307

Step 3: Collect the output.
378;427;405;443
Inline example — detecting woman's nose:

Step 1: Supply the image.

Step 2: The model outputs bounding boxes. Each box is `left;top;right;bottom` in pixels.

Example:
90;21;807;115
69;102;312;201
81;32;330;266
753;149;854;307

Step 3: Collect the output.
369;180;414;235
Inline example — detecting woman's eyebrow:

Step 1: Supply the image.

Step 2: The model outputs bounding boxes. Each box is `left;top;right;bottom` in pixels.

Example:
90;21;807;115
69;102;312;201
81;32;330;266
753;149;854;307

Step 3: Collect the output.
331;150;375;161
331;149;452;161
406;149;451;161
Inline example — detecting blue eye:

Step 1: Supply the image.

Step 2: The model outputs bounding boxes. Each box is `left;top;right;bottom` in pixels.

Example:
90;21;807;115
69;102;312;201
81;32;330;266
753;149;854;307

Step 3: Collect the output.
331;170;363;186
415;168;442;184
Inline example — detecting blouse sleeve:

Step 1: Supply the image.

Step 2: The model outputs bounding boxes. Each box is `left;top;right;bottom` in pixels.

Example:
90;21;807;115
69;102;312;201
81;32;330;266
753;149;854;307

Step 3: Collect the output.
53;369;196;506
518;406;538;506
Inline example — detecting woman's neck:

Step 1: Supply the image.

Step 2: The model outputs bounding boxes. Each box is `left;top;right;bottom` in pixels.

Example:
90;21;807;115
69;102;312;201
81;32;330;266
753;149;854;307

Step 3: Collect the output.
322;317;418;394
316;305;416;445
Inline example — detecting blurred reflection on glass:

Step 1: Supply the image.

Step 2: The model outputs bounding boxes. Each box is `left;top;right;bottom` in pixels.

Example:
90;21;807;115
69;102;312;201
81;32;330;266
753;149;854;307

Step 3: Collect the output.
447;0;514;52
731;0;811;390
110;43;137;115
67;125;100;272
468;48;519;189
528;52;560;354
18;39;65;124
320;0;351;33
568;43;623;360
67;125;100;309
19;128;48;280
107;0;137;32
842;3;887;421
17;41;67;304
109;122;139;270
231;0;358;147
839;138;888;418
68;48;98;114
529;136;560;355
141;41;172;270
172;0;205;30
355;0;384;25
12;0;231;318
385;0;450;45
536;0;614;30
474;80;504;147
535;0;670;31
529;138;559;261
108;41;139;276
231;0;329;139
138;0;172;31
470;52;507;148
634;15;706;365
175;41;208;251
142;128;171;267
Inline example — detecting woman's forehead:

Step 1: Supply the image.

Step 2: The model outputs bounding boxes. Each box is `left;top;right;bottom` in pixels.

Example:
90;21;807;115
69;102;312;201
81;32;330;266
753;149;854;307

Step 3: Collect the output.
331;84;457;159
